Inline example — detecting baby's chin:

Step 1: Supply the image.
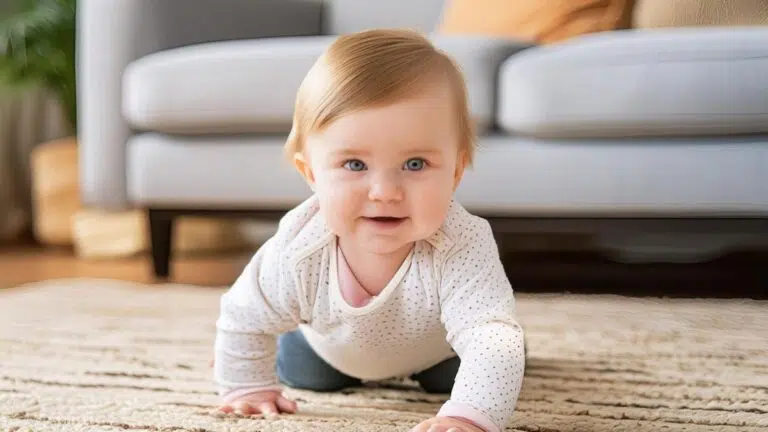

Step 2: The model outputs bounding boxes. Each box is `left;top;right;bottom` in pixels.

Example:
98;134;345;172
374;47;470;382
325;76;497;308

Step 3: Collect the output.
330;218;442;252
365;241;416;256
354;231;439;255
336;232;413;255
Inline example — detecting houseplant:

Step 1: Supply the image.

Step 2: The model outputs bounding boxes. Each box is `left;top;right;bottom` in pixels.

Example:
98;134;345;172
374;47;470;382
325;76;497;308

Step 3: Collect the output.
1;0;252;256
0;0;76;133
0;0;77;246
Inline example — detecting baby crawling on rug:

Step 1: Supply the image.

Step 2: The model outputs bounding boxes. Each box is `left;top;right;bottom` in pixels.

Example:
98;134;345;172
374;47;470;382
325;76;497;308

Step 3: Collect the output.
212;28;526;432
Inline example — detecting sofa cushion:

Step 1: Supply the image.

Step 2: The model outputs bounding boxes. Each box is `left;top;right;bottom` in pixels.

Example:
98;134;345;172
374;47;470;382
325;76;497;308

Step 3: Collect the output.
123;37;333;135
323;0;447;34
127;133;311;208
123;35;529;135
497;27;768;138
128;133;768;215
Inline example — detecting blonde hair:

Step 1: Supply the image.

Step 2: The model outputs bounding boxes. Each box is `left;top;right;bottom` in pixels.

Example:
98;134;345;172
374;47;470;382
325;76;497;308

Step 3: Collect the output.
285;28;475;165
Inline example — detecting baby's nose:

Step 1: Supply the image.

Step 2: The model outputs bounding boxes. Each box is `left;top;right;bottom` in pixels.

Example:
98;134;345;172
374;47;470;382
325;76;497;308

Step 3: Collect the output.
368;172;404;202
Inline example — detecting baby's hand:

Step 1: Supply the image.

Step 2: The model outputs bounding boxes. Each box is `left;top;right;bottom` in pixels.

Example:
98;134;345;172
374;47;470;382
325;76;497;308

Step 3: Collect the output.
216;390;297;417
410;416;486;432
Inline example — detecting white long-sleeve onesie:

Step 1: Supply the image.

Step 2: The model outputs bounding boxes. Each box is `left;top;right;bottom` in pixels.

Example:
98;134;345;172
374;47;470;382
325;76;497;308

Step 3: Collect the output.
214;196;525;432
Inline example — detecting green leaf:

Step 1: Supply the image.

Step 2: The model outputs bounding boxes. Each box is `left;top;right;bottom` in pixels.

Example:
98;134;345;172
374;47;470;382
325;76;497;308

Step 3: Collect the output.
0;0;77;130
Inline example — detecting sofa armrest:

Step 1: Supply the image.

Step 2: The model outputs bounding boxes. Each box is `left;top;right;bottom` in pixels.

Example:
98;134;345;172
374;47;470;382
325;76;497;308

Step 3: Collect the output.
77;0;323;209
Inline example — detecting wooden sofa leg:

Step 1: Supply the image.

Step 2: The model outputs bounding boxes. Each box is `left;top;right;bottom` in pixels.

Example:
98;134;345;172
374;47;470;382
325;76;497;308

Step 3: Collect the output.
148;209;174;279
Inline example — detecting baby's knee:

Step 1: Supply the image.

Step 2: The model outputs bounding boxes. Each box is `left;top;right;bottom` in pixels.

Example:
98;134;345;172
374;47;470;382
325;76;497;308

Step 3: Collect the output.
276;363;355;392
276;331;360;392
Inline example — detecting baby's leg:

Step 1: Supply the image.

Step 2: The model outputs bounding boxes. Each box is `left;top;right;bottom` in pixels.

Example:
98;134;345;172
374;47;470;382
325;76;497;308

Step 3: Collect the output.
410;356;461;394
277;330;361;392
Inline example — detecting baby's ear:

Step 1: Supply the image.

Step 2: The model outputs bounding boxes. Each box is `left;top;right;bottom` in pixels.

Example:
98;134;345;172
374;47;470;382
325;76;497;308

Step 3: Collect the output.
453;151;468;191
293;152;316;190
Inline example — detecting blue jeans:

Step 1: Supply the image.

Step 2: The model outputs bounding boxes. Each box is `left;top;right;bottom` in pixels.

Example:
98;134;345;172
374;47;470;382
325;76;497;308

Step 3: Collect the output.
277;330;460;394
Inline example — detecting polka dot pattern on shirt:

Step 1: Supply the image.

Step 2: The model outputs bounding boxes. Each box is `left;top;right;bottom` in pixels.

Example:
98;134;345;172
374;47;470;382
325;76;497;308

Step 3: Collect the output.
214;196;525;430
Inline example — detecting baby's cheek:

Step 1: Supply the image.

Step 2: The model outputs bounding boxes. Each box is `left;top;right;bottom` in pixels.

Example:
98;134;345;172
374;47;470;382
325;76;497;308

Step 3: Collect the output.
325;179;357;205
418;191;452;231
315;172;346;199
425;204;449;230
320;181;360;231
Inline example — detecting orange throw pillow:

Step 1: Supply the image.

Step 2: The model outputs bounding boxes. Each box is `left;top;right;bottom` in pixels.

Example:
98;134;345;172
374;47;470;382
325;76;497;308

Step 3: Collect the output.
439;0;636;44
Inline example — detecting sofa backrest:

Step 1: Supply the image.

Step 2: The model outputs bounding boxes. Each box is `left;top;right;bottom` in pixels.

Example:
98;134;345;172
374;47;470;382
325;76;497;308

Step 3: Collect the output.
322;0;447;34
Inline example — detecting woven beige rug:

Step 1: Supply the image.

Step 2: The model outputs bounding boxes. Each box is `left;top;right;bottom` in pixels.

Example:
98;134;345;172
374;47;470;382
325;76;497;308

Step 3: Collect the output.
1;278;766;432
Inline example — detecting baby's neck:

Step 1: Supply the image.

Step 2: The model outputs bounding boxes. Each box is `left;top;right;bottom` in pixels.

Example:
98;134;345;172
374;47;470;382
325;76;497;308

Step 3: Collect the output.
337;237;413;296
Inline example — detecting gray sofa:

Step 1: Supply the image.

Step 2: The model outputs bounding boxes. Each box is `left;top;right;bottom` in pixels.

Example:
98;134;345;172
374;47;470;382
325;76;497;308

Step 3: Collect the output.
77;0;768;278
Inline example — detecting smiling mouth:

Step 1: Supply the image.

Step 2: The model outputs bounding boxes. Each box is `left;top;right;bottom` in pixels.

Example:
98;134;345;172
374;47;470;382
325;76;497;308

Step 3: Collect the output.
364;216;407;226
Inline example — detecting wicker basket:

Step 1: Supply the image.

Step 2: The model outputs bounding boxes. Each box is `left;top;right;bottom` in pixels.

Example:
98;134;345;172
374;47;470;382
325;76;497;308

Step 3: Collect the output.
30;137;80;245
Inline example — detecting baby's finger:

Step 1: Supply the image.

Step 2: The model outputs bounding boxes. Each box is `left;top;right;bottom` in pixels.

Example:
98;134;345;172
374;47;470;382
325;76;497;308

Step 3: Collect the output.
276;396;298;413
409;421;433;432
217;404;234;414
234;401;256;416
258;401;278;416
427;426;457;432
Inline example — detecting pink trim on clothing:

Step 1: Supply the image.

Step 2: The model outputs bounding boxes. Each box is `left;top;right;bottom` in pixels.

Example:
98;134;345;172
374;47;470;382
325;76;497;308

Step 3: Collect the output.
438;400;500;432
336;245;373;308
221;385;284;404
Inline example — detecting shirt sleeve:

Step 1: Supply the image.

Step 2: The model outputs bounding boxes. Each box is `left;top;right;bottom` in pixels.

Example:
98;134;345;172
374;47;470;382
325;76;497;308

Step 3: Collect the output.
437;219;526;432
213;216;311;400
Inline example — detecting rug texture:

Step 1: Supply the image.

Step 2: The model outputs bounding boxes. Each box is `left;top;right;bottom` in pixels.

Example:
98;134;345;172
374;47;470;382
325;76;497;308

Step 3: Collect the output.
0;279;766;432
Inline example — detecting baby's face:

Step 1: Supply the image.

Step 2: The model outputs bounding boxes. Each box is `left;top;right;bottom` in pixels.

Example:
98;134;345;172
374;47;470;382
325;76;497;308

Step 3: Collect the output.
300;83;465;256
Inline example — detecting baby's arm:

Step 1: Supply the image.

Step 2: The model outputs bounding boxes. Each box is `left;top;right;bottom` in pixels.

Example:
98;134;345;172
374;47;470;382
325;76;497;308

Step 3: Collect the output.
437;221;526;432
214;232;309;413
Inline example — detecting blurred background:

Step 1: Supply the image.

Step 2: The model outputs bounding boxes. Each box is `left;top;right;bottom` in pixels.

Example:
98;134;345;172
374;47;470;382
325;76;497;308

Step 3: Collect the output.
1;0;766;296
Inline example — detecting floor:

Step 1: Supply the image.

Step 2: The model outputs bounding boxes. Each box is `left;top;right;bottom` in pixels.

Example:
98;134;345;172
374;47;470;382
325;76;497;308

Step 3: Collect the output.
0;243;251;289
2;240;766;298
5;277;765;432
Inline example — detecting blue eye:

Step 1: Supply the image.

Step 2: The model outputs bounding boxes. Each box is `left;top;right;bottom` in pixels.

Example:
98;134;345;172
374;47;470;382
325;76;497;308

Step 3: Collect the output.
343;159;367;171
404;158;425;171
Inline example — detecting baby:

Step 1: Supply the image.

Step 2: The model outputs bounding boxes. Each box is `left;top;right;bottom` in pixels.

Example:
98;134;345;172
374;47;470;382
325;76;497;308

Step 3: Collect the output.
213;28;526;432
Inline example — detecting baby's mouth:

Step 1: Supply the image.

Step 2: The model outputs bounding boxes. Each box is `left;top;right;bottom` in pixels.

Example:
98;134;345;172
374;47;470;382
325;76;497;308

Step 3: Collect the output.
363;216;407;227
368;216;403;222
